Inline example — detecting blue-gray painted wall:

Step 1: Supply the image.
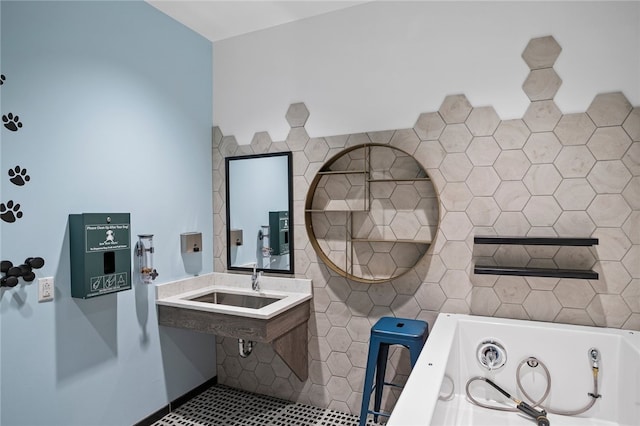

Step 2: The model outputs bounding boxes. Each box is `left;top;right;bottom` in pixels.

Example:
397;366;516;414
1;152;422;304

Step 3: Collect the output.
0;2;215;424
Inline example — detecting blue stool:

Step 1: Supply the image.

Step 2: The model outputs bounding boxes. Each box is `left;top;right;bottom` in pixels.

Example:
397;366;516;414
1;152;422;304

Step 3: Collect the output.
359;317;429;426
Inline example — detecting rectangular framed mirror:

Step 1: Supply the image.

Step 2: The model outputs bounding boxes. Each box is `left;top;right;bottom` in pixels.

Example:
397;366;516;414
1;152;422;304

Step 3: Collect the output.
225;151;294;274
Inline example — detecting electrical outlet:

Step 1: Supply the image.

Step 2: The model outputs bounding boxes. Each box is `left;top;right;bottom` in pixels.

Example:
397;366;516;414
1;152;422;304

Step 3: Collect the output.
38;277;54;302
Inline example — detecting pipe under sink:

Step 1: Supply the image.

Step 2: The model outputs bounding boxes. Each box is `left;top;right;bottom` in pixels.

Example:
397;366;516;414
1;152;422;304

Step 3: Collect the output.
189;291;282;309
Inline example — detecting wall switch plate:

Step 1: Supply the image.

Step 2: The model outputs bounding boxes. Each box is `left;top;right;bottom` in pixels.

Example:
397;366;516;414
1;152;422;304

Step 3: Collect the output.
38;277;54;302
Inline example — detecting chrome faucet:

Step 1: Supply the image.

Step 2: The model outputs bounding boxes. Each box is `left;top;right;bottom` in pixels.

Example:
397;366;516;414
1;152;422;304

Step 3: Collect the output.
251;262;261;291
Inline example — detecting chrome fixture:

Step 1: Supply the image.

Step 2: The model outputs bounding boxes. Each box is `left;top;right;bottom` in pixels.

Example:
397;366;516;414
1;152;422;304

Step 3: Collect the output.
477;340;507;371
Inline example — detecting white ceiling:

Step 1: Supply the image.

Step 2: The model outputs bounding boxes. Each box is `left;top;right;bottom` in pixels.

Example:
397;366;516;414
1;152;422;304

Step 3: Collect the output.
146;1;367;42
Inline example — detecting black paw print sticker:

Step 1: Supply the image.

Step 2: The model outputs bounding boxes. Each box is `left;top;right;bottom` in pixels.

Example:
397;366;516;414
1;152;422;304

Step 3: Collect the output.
0;74;5;85
1;200;23;223
8;166;30;186
2;113;23;131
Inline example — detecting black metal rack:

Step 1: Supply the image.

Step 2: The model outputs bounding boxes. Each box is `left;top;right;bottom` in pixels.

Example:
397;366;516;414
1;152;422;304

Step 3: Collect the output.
473;236;599;280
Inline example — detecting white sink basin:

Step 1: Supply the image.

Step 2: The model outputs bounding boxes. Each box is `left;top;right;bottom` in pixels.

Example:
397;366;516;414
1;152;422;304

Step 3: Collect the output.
155;272;312;319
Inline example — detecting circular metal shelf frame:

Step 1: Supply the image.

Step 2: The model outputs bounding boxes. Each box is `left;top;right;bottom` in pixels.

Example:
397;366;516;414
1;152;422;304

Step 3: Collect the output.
304;143;441;284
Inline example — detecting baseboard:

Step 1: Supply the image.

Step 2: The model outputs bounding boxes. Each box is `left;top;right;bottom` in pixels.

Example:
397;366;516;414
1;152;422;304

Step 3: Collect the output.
133;376;218;426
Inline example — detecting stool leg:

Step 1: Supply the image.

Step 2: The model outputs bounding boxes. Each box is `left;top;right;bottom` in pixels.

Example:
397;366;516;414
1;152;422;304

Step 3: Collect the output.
359;339;380;426
373;343;390;422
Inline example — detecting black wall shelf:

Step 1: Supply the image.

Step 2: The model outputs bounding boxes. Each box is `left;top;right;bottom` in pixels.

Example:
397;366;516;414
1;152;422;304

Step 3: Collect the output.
474;236;599;280
474;236;598;246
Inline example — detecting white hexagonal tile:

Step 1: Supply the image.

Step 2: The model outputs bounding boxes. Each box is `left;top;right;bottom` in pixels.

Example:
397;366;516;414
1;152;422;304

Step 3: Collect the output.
554;308;595;327
591;261;631;295
440;182;473;211
414;112;446;140
467;197;500;226
469;287;501;316
440;269;472;298
439;94;473;124
523;101;562;132
523;132;561;163
345;316;371;343
466;136;500;166
304;137;330;163
622;280;640;312
440;240;472;270
494;119;530;150
345;291;373;316
440;124;472;153
554;113;596;146
250;131;272;152
554;178;596;210
414;140;446;169
465;106;500;136
587;160;632;194
326;302;351;327
553;245;596;270
440;211;473;240
367;252;398;279
523;196;562;227
286;102;310;127
388;184;419;211
415;283;446;311
587;194;631;227
327;352;352;377
390;211;421;240
494;150;531;180
494;276;530;304
623;107;640;141
622;176;640;210
554;279;595;308
466;167;501;196
523;164;562;195
494;181;531;211
587;294;631;327
523;290;561;321
587;127;632;160
494;212;531;236
440;153;473;182
587;92;632;127
521;35;562;70
622;246;640;278
495;304;530;320
390;294;421;319
623;211;640;244
286;127;310;151
554;211;596;237
390;129;421;155
522;68;562;101
554;146;596;178
623;142;640;176
593;228;632;262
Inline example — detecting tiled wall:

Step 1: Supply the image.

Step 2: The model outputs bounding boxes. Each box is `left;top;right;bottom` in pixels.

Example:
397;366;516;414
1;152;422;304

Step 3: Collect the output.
212;36;640;414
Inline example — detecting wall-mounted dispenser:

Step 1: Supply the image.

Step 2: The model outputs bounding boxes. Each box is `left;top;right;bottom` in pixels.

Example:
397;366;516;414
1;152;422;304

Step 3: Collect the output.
180;232;202;253
269;211;290;256
136;234;158;284
230;229;243;246
69;213;131;298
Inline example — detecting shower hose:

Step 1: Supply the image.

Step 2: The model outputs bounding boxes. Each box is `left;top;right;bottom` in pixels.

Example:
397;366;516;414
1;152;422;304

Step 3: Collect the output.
465;356;600;418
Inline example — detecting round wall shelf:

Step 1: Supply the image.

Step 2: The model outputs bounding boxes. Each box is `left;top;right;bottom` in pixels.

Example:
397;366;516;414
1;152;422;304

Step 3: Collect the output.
304;143;440;283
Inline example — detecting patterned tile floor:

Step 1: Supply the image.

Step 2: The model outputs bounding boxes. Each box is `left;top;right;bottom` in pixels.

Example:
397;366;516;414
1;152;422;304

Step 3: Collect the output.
153;384;385;426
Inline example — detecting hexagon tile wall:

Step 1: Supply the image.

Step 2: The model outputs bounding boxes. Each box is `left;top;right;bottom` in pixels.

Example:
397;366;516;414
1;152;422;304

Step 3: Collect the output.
211;35;640;415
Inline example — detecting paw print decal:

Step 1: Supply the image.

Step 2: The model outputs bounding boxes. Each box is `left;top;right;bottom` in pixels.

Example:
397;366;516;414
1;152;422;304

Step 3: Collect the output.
0;74;5;85
1;200;23;223
8;166;30;186
2;113;23;131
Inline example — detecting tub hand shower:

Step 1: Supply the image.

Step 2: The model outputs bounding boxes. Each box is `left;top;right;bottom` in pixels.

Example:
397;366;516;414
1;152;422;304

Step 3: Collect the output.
466;348;602;424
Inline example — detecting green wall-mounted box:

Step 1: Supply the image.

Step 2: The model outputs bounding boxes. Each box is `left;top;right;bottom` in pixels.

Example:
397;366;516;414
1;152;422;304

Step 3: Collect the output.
269;211;290;256
69;213;131;299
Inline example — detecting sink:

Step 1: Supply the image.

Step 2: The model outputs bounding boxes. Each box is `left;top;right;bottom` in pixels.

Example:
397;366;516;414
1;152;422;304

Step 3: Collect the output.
189;291;282;309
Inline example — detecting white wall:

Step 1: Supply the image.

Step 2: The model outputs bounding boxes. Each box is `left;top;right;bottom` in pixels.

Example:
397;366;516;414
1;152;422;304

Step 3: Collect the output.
213;1;640;144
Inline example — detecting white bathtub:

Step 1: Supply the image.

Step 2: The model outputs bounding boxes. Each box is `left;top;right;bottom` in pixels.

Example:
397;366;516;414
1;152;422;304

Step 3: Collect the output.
389;313;640;426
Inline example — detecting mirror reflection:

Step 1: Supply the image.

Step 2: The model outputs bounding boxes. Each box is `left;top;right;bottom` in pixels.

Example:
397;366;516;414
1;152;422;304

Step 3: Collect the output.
225;152;293;274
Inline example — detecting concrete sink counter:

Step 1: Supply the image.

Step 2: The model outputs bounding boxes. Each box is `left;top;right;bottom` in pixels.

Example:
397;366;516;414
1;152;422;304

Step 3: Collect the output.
156;272;312;380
